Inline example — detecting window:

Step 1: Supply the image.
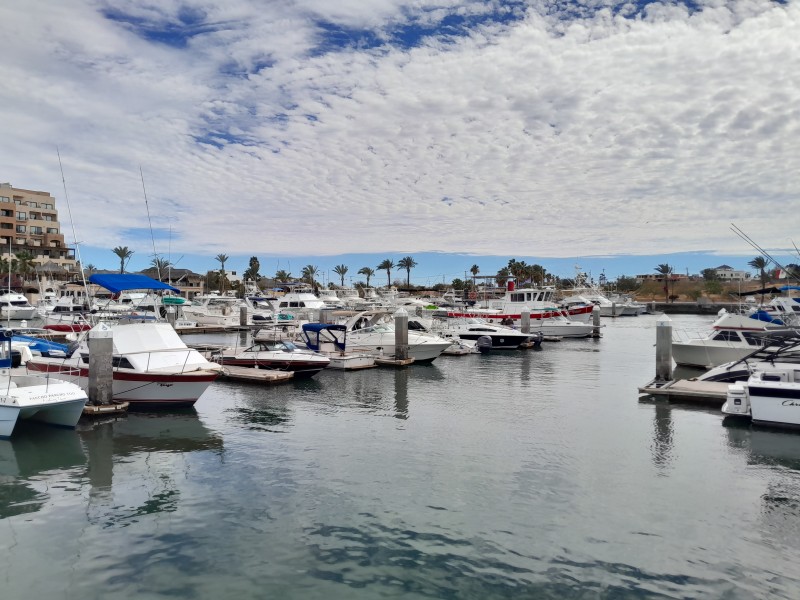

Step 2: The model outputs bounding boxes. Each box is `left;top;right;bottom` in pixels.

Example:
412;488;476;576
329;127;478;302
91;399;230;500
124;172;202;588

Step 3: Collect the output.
30;226;42;234
0;196;9;203
43;203;53;209
712;331;739;342
44;215;52;221
47;227;58;234
16;212;26;220
15;225;25;233
28;201;38;208
0;210;12;217
0;223;10;229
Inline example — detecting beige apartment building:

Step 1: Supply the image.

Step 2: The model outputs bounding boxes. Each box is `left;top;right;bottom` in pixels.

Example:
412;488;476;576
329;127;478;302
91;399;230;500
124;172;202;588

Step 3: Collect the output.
0;182;77;274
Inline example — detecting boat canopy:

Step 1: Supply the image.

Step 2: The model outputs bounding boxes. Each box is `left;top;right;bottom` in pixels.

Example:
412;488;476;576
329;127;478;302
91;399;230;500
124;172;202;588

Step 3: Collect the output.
301;323;347;352
89;274;180;294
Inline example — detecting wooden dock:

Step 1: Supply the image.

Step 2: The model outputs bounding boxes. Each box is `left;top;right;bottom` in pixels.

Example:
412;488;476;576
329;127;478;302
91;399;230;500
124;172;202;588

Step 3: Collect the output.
374;357;415;368
83;401;130;416
638;378;729;405
217;366;294;384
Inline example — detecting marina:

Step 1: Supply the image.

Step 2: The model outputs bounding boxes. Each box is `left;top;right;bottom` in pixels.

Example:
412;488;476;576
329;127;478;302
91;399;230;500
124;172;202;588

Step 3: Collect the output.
2;313;800;598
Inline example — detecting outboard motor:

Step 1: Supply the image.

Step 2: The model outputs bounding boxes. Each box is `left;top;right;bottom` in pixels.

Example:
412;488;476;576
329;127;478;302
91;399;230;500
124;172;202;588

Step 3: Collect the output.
722;383;751;417
476;335;493;354
529;331;544;349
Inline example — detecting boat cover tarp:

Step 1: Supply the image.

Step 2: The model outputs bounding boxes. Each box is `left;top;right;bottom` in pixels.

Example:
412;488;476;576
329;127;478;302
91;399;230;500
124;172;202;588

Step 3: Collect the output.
89;274;180;294
734;286;785;296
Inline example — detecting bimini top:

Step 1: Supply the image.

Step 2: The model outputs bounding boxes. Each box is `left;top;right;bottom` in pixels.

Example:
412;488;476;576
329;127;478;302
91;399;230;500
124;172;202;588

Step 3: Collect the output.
89;273;180;294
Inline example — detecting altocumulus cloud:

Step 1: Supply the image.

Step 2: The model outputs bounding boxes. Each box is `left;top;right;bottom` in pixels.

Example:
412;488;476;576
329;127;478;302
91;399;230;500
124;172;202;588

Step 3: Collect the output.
0;0;797;260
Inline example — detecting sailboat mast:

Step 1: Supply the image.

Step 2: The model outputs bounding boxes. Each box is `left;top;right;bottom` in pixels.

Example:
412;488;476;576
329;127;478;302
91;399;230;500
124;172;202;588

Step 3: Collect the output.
56;147;89;301
140;166;161;281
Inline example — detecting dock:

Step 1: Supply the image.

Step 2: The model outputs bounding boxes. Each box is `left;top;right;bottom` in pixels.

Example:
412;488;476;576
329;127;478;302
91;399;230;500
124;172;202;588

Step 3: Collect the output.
374;357;415;368
83;401;130;416
217;365;294;384
638;378;729;405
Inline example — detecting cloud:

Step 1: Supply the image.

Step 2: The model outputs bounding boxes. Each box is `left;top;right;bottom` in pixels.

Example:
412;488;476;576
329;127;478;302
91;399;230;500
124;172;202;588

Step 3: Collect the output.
0;0;797;269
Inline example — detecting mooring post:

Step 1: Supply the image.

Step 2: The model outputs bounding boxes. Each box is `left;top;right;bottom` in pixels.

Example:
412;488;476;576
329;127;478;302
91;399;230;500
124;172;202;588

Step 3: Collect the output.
88;322;113;406
655;314;673;381
521;307;531;334
240;305;249;327
166;306;176;328
611;301;617;317
394;307;409;360
592;305;601;337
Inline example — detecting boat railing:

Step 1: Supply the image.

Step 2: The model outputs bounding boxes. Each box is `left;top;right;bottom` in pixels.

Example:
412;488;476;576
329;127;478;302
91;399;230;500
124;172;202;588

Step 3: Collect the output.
117;346;206;376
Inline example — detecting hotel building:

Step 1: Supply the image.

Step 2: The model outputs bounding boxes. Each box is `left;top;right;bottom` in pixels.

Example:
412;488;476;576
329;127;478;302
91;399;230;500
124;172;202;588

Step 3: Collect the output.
0;182;77;273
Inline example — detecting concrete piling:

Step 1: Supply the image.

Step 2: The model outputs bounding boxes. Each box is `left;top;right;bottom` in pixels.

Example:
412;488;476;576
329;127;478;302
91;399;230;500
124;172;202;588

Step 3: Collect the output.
655;315;673;381
394;307;409;360
240;305;249;327
87;322;113;406
591;306;601;337
521;307;531;334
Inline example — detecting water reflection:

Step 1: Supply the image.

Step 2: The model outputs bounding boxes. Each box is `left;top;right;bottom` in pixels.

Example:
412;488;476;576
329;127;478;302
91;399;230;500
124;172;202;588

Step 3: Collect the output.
0;424;87;518
650;401;674;473
723;420;800;552
77;412;223;528
394;369;409;419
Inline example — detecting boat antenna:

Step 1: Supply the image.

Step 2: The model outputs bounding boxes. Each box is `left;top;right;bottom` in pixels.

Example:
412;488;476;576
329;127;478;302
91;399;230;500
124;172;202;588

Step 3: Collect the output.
140;166;161;281
6;237;11;328
56;147;90;296
730;223;800;283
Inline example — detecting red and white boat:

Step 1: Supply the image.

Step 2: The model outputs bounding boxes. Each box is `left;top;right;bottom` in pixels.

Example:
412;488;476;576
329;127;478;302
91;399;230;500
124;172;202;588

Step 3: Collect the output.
25;321;221;409
443;281;595;325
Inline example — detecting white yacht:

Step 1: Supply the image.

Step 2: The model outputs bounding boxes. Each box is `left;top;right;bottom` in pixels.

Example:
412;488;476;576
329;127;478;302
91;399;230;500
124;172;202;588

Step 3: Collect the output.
182;292;242;327
407;315;537;349
344;311;452;363
672;310;796;368
0;293;38;320
0;336;88;438
723;367;800;427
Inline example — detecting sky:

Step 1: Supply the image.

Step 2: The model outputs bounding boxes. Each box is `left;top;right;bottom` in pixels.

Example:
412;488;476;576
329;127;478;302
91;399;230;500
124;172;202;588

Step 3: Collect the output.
1;0;798;286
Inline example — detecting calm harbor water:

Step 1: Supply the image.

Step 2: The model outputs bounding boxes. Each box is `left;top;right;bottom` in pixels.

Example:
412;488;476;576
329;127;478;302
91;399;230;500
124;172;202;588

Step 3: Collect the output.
2;314;800;599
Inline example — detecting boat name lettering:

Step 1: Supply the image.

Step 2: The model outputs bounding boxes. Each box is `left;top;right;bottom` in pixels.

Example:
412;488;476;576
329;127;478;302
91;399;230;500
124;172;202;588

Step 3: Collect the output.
781;400;800;407
157;383;174;387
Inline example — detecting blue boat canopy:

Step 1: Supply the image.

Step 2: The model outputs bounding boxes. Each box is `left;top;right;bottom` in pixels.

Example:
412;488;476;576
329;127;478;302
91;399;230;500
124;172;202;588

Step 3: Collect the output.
89;273;180;294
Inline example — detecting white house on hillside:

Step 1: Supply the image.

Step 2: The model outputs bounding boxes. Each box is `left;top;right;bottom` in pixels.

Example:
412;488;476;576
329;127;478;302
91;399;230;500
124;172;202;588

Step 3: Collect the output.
713;265;751;281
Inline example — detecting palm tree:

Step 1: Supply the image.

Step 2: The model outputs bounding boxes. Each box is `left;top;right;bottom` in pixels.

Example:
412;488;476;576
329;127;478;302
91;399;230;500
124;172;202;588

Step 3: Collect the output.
469;264;479;289
377;259;394;287
301;264;319;287
748;256;770;304
151;256;172;281
358;267;375;287
275;269;292;283
495;267;510;287
397;256;418;287
14;250;36;277
655;263;673;303
112;246;134;274
215;253;229;293
333;264;349;287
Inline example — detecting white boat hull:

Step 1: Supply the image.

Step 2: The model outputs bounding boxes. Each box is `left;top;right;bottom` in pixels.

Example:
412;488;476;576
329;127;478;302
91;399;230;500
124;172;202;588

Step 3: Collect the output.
749;383;800;427
672;342;755;369
0;378;88;438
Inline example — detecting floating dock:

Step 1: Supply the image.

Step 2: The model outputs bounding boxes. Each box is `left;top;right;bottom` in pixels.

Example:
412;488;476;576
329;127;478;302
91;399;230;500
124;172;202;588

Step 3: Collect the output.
374;357;415;368
638;378;728;405
83;401;130;416
217;366;294;384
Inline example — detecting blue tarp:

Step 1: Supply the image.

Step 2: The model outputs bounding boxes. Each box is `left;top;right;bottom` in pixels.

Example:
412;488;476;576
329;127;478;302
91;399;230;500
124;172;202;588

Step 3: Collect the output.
88;273;180;293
